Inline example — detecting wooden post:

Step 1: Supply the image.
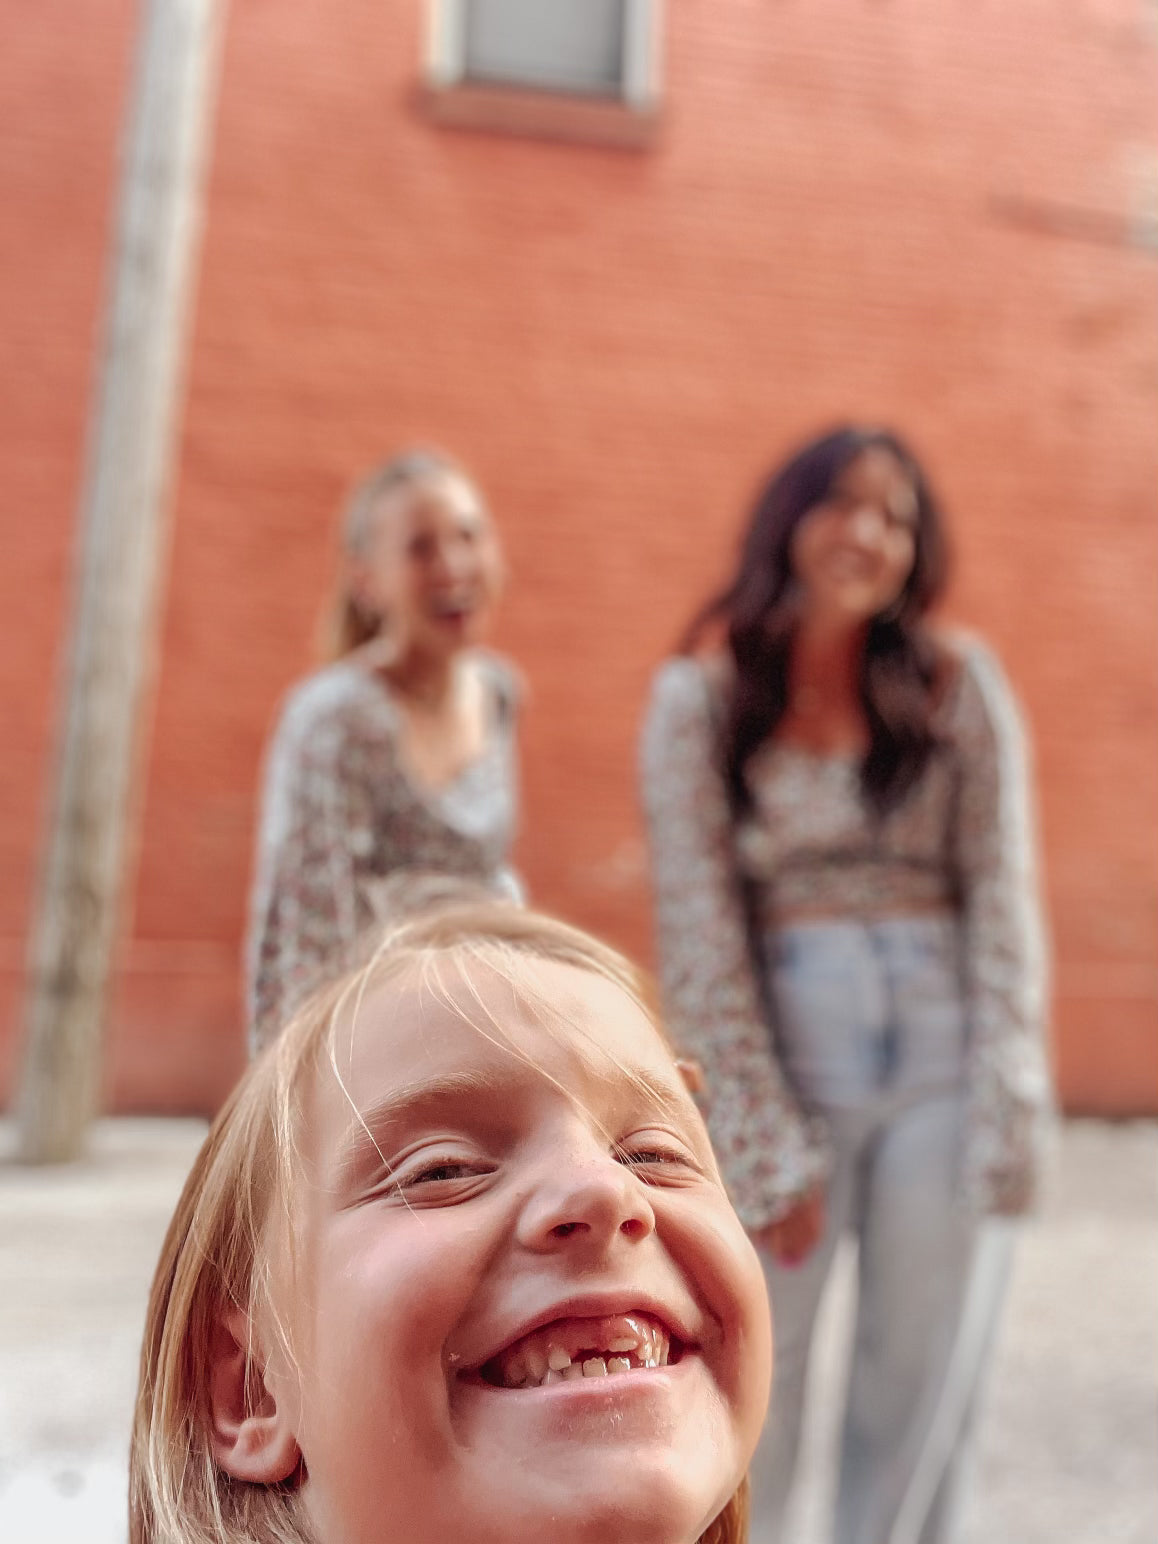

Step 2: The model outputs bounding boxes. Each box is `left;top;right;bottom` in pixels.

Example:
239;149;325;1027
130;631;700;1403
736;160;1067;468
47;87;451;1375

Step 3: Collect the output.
16;0;226;1161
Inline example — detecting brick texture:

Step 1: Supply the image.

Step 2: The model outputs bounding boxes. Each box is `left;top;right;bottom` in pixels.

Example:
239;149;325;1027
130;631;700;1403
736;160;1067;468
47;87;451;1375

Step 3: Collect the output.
4;0;1156;1115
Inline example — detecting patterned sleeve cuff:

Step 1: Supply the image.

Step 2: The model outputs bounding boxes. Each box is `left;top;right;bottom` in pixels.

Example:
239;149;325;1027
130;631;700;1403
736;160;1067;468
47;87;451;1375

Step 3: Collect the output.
714;1107;834;1232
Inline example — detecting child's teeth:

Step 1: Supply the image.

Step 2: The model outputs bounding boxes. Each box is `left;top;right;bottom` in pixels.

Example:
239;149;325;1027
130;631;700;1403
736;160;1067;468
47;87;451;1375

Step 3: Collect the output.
525;1348;547;1382
489;1314;676;1388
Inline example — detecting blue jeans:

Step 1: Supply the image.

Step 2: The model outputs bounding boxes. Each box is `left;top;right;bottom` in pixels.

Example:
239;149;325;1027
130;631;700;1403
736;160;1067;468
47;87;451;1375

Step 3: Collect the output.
770;914;967;1107
748;916;1014;1544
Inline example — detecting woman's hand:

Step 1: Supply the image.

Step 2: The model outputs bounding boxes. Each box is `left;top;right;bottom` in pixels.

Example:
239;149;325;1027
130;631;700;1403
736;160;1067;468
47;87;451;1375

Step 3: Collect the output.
756;1188;826;1268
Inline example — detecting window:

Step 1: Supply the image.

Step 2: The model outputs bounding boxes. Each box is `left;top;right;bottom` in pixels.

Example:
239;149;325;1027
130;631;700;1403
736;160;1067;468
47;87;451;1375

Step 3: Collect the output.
424;0;662;145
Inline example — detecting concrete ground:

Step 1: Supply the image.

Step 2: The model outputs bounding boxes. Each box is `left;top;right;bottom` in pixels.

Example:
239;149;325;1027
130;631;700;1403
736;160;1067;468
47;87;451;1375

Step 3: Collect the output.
0;1117;1154;1544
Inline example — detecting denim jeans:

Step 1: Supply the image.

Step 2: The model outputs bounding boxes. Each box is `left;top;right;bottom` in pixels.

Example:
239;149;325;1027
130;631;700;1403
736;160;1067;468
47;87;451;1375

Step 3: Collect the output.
748;916;1015;1544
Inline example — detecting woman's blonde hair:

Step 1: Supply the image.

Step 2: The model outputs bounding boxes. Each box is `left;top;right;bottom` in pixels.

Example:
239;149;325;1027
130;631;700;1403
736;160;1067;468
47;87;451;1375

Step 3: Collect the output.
130;901;749;1544
320;448;479;661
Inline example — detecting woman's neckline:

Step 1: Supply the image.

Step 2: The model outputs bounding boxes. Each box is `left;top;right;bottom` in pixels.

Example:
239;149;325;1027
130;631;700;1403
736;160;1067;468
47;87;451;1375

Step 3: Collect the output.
344;651;503;800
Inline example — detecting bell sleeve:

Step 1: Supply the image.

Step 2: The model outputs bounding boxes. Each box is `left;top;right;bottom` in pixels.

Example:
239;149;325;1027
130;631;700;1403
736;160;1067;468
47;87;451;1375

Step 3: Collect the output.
951;642;1053;1214
245;686;372;1053
640;657;832;1231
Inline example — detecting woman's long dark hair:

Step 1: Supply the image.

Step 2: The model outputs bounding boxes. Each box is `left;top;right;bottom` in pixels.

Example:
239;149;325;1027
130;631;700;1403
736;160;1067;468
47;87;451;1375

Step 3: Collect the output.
681;425;951;817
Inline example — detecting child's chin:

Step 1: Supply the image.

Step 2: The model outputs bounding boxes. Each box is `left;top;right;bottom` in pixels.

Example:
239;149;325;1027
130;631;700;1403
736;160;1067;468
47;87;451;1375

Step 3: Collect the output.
474;1478;722;1544
460;1445;735;1544
305;1454;735;1544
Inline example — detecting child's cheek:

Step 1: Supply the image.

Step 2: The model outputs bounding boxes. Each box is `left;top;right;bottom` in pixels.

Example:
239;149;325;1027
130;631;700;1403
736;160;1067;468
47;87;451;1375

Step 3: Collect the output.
309;1215;479;1425
677;1201;772;1425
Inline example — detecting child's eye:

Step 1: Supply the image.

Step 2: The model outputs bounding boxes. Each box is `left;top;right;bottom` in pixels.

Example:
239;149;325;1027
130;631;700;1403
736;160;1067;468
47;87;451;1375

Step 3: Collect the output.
408;1159;477;1185
615;1139;701;1180
373;1152;496;1204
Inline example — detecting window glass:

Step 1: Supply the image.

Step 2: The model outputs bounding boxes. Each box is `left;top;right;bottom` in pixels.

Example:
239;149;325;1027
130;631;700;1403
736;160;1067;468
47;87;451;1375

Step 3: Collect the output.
463;0;627;97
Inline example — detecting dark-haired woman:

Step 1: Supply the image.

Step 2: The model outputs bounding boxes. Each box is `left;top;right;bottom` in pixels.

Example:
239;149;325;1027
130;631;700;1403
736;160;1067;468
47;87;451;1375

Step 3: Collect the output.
246;450;522;1052
640;427;1050;1544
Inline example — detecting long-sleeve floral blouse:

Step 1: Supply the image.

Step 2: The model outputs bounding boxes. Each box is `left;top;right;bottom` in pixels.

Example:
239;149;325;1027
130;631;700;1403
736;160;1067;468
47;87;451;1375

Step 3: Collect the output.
246;650;521;1052
640;636;1051;1231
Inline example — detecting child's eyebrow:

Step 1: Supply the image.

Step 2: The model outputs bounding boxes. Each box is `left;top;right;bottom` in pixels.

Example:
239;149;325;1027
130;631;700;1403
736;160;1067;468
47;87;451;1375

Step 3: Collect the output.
590;1063;689;1117
334;1071;503;1188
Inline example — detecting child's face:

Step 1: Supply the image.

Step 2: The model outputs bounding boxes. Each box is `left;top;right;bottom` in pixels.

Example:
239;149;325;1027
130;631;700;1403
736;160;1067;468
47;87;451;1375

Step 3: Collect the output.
271;958;771;1544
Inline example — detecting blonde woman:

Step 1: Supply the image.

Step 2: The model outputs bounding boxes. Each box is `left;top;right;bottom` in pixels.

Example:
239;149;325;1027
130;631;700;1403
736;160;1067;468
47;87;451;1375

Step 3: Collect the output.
246;450;521;1051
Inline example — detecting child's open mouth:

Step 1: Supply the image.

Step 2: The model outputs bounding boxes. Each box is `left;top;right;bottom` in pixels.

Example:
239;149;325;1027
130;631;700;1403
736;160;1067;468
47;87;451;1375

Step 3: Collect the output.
473;1313;684;1390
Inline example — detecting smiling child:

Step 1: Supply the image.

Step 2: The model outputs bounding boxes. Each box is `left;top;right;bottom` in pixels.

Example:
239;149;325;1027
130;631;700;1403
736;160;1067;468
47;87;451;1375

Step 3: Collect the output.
130;902;773;1544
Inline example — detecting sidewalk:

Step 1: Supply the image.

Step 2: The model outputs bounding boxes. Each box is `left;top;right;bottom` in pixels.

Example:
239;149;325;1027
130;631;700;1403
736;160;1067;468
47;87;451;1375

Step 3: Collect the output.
0;1118;1154;1543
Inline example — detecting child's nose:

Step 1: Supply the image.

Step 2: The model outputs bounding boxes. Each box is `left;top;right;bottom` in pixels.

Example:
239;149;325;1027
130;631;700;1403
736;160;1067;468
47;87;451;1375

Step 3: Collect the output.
517;1151;657;1255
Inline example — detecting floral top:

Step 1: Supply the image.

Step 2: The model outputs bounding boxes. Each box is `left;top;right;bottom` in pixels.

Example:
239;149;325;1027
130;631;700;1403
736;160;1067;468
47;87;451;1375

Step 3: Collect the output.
247;650;521;1051
640;636;1051;1229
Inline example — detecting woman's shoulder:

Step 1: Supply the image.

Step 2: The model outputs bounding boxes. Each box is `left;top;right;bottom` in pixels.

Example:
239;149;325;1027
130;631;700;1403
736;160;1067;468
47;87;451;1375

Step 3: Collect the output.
645;652;732;741
650;651;731;703
931;628;1025;742
472;648;525;718
272;659;387;749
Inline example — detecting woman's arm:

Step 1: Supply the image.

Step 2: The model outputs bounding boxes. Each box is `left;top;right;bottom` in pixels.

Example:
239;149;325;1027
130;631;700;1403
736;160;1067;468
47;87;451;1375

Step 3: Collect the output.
640;658;831;1231
951;642;1053;1214
245;682;371;1053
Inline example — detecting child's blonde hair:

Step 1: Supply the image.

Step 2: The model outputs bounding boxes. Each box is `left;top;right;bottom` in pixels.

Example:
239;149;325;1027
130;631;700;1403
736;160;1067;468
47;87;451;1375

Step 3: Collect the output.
130;901;748;1544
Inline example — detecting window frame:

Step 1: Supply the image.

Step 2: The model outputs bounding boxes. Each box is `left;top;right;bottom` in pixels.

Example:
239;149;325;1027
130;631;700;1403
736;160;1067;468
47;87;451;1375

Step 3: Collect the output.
424;0;663;121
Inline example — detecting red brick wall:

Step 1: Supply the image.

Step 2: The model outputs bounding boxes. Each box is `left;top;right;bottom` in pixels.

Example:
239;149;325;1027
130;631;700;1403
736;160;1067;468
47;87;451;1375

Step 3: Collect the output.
5;0;1157;1115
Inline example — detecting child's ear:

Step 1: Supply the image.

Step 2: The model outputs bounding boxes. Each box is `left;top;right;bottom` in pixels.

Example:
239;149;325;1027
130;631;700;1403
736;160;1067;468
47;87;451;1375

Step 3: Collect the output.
675;1057;705;1096
207;1307;301;1484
